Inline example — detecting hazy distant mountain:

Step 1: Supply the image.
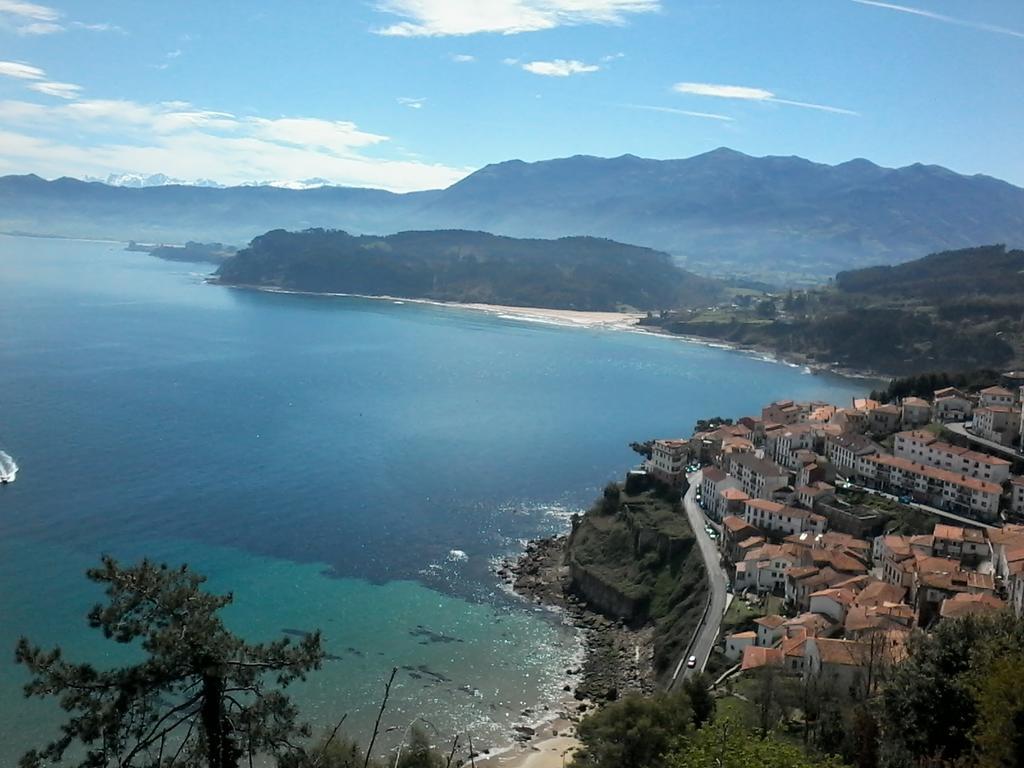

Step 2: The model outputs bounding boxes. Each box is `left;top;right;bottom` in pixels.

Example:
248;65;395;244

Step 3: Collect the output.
4;148;1024;281
215;228;721;311
83;173;227;189
82;172;334;190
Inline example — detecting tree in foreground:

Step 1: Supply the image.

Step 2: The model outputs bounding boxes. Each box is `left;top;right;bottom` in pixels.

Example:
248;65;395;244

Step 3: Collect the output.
573;690;694;768
15;555;324;768
665;718;847;768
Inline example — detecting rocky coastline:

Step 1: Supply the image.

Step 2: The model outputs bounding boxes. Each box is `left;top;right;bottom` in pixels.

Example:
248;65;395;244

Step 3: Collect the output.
496;535;657;710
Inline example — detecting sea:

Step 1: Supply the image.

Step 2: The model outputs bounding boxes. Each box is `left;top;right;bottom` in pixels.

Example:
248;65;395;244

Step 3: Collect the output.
0;234;873;761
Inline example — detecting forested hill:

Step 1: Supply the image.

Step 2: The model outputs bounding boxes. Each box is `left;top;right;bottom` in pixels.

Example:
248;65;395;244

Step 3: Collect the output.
641;244;1024;375
214;228;722;311
836;244;1024;297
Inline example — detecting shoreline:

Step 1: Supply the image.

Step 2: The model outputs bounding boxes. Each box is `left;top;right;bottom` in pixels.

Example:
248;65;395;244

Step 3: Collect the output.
211;281;887;381
481;534;660;768
211;280;644;331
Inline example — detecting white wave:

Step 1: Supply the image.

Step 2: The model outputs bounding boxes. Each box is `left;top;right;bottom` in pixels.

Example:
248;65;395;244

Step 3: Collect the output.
0;451;18;484
447;549;469;563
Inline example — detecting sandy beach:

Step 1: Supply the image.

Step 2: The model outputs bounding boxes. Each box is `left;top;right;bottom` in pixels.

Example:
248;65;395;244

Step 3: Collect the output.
478;718;581;768
212;281;645;331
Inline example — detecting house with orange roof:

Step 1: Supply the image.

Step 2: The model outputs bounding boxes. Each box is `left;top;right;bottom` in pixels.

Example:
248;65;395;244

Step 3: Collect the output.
741;644;785;672
900;397;932;428
844;602;915;638
729;453;790;501
646;439;689;487
804;635;906;695
795;481;836;510
699;466;743;521
939;592;1006;620
725;630;757;661
743;498;826;538
753;614;787;647
894;430;1011;483
934;387;973;423
734;542;803;593
972;405;1021;448
1010;476;1024;518
931;523;989;565
809;588;857;623
979;385;1016;409
825;432;881;475
856;454;1002;521
721;515;762;562
911;555;996;625
868;404;902;436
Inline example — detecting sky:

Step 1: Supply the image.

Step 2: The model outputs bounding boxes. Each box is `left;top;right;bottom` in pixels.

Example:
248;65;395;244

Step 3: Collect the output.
0;0;1022;192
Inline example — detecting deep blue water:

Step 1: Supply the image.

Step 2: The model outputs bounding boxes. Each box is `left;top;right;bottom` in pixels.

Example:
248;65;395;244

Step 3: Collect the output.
0;235;871;759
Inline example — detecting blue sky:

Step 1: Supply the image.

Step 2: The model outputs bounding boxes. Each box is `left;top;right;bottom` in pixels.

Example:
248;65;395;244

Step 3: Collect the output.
1;0;1022;191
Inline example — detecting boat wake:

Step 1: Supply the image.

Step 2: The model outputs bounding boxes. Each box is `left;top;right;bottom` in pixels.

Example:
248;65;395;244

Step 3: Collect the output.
0;451;18;484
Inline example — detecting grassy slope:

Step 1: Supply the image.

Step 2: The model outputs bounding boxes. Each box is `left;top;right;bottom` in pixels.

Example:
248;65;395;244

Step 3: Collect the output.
567;489;709;677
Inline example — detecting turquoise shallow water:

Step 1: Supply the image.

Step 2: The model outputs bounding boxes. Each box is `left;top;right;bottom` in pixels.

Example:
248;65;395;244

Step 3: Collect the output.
0;235;871;760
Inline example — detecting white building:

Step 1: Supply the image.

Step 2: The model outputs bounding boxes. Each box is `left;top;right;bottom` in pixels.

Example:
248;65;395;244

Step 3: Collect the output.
972;406;1021;447
1011;476;1024;517
857;454;1002;522
900;397;932;428
979;386;1016;409
646;439;688;487
934;388;973;423
743;498;827;538
728;453;790;500
825;433;881;476
893;430;1011;483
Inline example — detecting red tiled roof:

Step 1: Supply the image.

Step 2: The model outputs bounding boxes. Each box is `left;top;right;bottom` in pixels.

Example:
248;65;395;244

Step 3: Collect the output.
741;645;784;671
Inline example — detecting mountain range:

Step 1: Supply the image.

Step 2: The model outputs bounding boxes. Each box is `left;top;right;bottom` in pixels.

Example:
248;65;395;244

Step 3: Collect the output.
3;148;1024;282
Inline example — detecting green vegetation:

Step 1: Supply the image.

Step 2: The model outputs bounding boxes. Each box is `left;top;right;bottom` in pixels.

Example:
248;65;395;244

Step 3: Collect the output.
573;690;695;768
566;485;709;673
574;691;843;768
215;228;722;311
644;245;1024;374
835;488;938;535
15;556;324;768
666;718;846;768
577;613;1024;768
868;368;1001;403
879;613;1024;767
128;240;237;264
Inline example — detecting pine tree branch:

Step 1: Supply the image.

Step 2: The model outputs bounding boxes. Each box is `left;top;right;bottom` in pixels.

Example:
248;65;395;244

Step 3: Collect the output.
364;667;397;768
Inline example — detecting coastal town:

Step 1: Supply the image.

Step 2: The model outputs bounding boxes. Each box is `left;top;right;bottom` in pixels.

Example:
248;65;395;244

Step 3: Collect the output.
642;371;1024;693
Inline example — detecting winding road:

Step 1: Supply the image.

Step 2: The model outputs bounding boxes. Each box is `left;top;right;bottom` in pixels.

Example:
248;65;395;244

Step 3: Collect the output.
670;470;730;686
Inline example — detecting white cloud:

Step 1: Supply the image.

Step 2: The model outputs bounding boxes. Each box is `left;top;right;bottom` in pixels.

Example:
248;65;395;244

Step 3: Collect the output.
0;0;58;21
851;1;1024;40
620;103;734;121
374;0;659;37
672;81;858;116
600;52;625;62
449;53;475;62
27;80;81;98
522;58;599;76
397;96;426;109
502;57;520;65
0;1;124;34
0;59;45;79
0;98;470;192
16;20;61;34
70;21;125;33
